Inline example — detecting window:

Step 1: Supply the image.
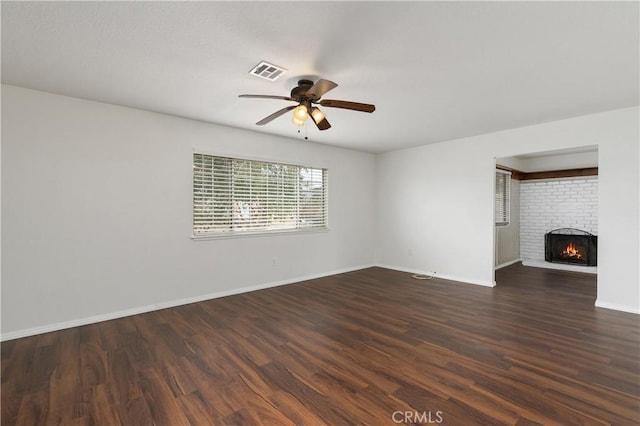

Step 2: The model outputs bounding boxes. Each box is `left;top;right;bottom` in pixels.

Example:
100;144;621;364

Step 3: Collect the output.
495;169;511;226
193;153;327;237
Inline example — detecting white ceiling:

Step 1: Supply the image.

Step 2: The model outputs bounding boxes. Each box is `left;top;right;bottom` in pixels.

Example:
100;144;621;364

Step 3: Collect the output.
2;1;638;153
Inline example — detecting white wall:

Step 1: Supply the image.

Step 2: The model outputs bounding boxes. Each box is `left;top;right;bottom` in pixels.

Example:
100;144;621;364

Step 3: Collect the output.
521;150;598;172
376;107;639;313
376;142;496;286
3;86;638;340
1;85;377;338
499;149;599;173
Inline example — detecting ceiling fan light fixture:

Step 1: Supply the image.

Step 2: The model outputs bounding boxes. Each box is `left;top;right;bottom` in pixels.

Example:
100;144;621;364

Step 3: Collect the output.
293;104;308;121
310;107;325;123
292;116;306;128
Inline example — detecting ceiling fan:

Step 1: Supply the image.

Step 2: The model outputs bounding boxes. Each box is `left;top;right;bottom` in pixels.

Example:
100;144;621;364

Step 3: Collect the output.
239;79;375;131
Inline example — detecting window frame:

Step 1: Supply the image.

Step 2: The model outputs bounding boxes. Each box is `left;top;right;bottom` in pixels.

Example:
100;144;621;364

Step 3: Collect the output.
192;152;328;240
495;169;511;227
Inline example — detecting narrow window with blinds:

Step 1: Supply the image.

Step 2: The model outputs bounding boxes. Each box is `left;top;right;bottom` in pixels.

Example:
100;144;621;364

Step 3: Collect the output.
495;169;511;226
193;153;328;237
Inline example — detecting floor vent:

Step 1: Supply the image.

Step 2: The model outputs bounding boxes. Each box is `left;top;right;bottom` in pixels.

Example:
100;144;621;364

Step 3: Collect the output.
249;61;287;81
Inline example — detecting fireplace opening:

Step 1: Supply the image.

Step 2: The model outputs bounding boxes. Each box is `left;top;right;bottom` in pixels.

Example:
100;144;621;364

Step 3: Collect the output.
545;228;597;266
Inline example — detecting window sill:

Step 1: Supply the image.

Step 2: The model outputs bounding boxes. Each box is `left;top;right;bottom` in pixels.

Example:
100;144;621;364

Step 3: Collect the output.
191;227;330;241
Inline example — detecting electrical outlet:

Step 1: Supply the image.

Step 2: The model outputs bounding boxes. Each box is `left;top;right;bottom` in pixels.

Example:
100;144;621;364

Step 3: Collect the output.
272;257;277;267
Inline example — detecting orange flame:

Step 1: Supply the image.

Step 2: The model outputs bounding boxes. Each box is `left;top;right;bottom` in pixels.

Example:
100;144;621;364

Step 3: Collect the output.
562;242;582;259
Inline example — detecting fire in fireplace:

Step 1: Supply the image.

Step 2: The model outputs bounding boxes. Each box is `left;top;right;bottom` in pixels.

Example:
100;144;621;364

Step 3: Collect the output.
545;228;597;266
562;242;582;259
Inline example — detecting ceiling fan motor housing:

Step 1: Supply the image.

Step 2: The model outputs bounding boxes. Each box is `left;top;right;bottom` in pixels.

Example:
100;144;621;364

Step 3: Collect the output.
290;79;315;100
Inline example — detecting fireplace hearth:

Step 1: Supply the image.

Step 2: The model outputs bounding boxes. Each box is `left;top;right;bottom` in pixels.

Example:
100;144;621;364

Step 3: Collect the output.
545;228;597;266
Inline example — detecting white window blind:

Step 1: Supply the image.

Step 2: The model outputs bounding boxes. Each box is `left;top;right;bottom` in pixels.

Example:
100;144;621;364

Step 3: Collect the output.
193;153;327;236
495;169;511;226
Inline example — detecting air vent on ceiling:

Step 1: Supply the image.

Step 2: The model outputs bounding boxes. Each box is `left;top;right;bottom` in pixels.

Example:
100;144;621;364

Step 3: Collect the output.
249;61;287;81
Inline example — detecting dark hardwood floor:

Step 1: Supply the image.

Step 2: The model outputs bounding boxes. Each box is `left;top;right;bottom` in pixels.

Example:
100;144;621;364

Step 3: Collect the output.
2;264;639;425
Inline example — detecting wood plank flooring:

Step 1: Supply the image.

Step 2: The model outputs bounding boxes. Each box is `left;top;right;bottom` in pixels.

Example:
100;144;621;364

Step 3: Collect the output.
2;264;639;425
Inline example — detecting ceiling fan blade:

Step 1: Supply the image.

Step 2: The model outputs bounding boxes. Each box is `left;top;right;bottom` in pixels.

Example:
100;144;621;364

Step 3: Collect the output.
255;105;296;125
239;94;295;101
303;79;338;100
319;99;375;113
310;109;331;131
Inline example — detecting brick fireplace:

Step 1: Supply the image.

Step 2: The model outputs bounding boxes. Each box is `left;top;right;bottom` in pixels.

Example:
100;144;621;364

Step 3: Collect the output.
520;177;598;271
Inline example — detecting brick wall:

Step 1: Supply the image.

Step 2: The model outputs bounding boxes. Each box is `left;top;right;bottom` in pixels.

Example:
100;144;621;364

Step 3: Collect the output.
520;177;598;262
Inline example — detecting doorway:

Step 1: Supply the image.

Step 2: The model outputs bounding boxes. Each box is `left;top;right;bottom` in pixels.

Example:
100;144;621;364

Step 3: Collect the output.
494;146;599;283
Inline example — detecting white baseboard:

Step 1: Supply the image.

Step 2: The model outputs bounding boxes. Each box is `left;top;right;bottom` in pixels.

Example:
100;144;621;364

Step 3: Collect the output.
595;300;640;315
522;259;597;275
0;264;375;342
7;262;634;341
376;264;496;288
494;258;522;270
